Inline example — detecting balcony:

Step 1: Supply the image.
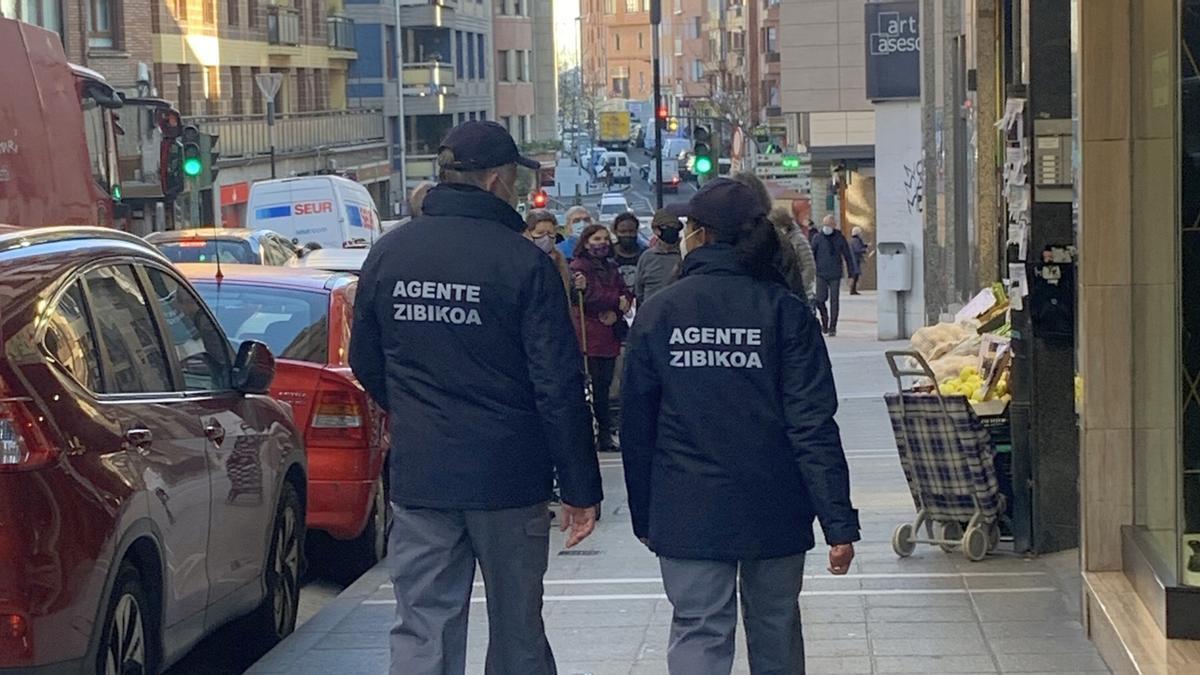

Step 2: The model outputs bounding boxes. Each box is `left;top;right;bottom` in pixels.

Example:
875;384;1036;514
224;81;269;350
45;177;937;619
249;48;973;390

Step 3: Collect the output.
327;15;355;51
186;109;385;158
403;62;456;96
268;5;301;46
397;0;456;28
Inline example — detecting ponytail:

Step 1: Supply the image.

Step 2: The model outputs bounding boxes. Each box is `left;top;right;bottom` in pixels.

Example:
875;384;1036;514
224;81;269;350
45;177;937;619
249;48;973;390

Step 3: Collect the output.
730;214;784;281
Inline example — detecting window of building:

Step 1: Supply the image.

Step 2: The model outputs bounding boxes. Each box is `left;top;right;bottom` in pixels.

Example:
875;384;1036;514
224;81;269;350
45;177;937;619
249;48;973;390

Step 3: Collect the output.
249;66;262;114
204;66;220;114
455;31;464;78
172;0;186;20
310;0;320;38
498;49;510;81
518;115;528;143
640;32;646;50
625;0;637;12
247;0;257;27
477;34;485;79
467;32;477;79
692;16;701;39
612;76;628;98
691;59;703;81
604;0;614;15
615;33;620;51
178;64;192;115
641;0;650;11
387;29;397;80
518;50;529;82
674;37;681;56
231;67;244;114
202;0;214;25
638;71;645;92
763;26;777;53
674;0;681;13
501;115;512;132
88;0;114;48
226;0;238;25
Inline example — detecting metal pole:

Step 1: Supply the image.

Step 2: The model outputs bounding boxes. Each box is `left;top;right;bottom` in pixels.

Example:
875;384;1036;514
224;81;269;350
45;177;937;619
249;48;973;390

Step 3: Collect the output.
394;0;409;213
267;100;277;179
651;0;664;209
189;177;201;226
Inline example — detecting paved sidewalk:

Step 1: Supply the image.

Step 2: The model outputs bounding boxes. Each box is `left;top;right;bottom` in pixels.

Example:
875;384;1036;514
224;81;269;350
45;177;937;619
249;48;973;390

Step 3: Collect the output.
249;292;1109;675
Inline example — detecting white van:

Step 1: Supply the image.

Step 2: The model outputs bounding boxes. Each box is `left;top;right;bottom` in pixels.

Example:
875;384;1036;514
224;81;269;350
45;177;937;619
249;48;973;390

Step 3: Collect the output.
245;176;381;249
596;151;631;185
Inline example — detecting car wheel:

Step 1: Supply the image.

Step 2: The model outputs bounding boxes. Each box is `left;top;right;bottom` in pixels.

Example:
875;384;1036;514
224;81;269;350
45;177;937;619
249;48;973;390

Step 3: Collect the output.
340;476;390;583
245;482;303;650
97;561;157;675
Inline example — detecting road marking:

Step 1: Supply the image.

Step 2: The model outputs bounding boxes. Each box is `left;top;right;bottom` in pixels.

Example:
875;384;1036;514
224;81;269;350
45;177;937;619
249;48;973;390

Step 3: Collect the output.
379;571;1046;590
364;586;1057;605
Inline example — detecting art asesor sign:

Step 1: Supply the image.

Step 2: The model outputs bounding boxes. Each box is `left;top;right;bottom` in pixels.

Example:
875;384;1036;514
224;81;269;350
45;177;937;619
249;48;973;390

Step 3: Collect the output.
865;0;921;100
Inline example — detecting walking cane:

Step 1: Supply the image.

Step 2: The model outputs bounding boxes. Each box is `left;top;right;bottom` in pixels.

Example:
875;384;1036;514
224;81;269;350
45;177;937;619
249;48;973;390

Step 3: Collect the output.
576;284;603;522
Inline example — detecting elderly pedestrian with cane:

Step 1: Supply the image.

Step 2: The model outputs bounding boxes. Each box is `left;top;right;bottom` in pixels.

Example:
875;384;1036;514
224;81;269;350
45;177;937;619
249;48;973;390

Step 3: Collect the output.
351;120;602;675
621;178;860;675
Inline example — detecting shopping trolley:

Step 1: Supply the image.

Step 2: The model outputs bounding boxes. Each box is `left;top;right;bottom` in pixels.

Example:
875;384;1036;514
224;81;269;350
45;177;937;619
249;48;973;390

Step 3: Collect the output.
883;351;1007;562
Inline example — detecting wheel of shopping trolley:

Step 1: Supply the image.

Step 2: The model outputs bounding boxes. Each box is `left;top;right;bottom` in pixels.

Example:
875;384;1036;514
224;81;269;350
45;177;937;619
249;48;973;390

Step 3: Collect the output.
963;525;989;562
892;523;916;558
938;521;963;553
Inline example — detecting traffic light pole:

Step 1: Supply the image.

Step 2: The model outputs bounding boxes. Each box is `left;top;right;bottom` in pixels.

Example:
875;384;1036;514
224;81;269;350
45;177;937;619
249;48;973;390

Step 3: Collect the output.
651;0;664;209
189;176;201;227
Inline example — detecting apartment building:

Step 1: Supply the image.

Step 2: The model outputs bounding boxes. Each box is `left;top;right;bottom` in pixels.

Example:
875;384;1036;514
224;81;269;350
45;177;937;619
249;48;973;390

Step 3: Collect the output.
663;0;708;101
580;0;654;101
758;0;782;134
4;0;390;227
494;0;555;144
345;0;494;211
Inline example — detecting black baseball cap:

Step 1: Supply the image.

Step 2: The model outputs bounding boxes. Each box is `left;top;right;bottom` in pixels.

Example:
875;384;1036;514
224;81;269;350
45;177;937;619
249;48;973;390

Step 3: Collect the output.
665;178;768;230
438;120;541;171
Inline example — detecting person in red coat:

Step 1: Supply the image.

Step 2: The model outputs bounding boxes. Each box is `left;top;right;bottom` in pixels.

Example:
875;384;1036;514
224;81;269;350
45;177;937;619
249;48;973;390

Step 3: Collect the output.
570;223;635;452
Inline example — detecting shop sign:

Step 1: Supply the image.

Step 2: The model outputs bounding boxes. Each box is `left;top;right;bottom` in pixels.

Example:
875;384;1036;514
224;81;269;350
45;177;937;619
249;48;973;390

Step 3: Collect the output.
865;0;921;101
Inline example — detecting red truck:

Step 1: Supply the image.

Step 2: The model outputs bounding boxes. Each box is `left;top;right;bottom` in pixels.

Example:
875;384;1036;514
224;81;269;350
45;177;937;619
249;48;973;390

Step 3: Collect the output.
0;17;184;229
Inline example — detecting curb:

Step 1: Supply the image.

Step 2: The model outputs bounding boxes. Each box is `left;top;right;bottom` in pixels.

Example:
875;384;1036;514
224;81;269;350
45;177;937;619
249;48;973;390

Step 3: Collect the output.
246;561;391;673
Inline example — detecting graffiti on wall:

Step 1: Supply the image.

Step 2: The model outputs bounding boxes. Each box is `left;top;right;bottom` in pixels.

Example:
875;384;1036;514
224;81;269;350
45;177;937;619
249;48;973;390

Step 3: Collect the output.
903;160;925;214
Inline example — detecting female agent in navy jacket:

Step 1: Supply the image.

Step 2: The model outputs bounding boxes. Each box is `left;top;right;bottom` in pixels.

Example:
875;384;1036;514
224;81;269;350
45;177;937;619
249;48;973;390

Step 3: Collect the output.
620;178;860;675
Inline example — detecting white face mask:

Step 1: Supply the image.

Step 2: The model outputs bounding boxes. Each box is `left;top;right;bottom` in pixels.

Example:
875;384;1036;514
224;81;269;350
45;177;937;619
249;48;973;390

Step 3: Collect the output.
822;226;834;236
570;217;592;237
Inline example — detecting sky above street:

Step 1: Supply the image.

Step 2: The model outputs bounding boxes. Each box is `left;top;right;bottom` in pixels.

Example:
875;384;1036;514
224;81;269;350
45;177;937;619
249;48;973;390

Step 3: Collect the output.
554;0;579;67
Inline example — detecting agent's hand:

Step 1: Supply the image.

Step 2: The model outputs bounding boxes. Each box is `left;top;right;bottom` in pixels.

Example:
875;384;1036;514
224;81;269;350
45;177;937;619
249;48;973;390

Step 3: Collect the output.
573;272;588;290
828;543;855;575
619;296;631;313
561;503;598;548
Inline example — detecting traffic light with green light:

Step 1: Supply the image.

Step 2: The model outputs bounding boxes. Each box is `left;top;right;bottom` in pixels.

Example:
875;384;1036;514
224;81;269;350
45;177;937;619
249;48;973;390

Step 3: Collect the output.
181;126;202;178
693;125;714;176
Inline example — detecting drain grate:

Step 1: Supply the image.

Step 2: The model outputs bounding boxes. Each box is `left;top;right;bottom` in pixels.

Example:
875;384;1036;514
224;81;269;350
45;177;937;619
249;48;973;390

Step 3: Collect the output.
558;549;602;556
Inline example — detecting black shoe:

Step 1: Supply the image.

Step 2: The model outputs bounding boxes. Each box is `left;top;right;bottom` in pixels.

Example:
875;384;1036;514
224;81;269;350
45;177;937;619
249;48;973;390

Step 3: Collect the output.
828;329;837;337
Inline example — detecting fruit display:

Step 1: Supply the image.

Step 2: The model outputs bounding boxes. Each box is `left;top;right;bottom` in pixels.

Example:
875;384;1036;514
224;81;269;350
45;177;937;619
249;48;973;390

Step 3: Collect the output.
938;366;1011;405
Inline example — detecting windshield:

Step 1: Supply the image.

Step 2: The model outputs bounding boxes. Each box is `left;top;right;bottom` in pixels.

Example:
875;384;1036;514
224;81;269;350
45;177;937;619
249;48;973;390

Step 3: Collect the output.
600;202;627;216
193;283;329;363
157;240;257;264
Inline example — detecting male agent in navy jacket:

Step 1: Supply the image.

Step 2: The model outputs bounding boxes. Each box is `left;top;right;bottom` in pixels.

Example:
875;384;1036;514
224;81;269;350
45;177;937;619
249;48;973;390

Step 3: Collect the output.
350;120;602;675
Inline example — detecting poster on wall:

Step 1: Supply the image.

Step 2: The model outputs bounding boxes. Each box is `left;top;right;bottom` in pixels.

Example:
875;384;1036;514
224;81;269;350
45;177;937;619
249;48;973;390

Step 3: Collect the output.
865;0;922;100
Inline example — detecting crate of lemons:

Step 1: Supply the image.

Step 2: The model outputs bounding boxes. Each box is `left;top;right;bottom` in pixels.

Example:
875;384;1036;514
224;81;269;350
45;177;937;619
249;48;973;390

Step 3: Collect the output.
938;365;1011;405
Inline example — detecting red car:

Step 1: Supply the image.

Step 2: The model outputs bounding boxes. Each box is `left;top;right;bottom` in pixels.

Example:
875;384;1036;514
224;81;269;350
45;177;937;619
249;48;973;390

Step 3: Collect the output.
0;227;307;674
182;264;389;577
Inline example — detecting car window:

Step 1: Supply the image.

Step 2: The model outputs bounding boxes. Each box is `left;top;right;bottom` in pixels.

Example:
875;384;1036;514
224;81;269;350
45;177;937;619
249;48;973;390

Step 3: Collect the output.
83;265;173;394
194;283;330;364
144;268;233;392
42;280;103;391
156;239;257;264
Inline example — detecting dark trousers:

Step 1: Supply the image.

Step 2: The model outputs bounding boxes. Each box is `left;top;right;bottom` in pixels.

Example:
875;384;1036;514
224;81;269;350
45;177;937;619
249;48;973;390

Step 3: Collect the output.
587;356;617;449
849;274;861;294
815;277;842;333
659;554;807;675
388;502;556;675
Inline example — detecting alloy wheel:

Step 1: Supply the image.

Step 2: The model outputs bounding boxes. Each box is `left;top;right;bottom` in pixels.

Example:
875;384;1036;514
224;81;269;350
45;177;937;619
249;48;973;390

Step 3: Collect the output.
272;505;300;635
104;593;146;675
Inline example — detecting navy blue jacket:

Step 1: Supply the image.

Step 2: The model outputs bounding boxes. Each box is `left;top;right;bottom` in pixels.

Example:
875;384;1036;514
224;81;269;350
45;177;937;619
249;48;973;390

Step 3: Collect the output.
350;184;603;510
620;244;859;560
812;229;859;280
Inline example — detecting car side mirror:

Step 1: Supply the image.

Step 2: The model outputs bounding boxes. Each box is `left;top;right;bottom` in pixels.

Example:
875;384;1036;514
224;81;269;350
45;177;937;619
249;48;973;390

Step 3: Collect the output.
232;340;275;394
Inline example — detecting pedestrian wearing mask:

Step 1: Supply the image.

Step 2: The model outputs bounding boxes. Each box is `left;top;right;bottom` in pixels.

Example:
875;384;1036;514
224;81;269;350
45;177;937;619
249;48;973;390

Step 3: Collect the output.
811;215;858;336
559;206;595;261
571;225;635;453
612;212;647;292
351;120;602;675
621;178;859;675
525;209;572;297
635;209;684;302
849;226;870;295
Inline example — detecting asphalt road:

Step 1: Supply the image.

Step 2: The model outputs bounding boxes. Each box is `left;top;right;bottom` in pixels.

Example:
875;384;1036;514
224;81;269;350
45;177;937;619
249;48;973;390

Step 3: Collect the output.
556;147;696;217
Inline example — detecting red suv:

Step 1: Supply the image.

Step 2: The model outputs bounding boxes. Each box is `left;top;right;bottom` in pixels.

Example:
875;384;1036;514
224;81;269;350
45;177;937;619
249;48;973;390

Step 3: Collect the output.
183;264;389;580
0;228;307;674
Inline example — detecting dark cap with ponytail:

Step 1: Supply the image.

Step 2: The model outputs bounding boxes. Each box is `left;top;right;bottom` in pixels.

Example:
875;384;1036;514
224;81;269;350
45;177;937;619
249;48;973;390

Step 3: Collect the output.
666;178;782;281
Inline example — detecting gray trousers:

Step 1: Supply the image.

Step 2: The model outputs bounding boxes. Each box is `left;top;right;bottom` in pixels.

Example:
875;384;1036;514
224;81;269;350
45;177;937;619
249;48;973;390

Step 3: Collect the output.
659;554;807;675
388;502;556;675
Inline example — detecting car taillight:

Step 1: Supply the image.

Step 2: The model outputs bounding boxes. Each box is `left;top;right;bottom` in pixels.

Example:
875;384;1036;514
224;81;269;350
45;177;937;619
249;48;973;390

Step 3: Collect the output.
0;398;56;472
308;381;367;446
0;613;31;661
